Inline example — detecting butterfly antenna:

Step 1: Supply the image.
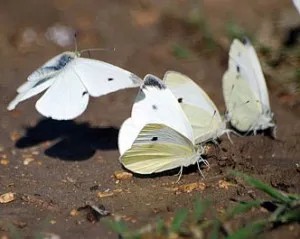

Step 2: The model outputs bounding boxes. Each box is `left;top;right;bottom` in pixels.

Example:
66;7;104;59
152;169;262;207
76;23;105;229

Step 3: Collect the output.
80;47;116;55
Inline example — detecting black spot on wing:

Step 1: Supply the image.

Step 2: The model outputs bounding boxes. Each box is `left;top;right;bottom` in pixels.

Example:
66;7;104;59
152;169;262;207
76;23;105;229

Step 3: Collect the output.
178;98;183;103
142;75;166;90
236;65;240;73
108;78;113;81
152;105;157;110
151;137;158;141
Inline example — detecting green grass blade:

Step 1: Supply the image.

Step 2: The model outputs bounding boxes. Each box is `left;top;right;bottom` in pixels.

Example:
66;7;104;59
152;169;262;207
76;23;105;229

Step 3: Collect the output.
194;198;211;222
8;224;22;239
104;219;129;236
170;208;189;233
226;220;266;239
156;217;165;234
210;220;221;239
171;43;191;59
225;200;263;220
231;170;291;204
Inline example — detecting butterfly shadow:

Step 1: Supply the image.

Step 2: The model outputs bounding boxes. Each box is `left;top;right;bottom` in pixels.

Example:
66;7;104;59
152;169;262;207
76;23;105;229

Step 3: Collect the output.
15;118;119;161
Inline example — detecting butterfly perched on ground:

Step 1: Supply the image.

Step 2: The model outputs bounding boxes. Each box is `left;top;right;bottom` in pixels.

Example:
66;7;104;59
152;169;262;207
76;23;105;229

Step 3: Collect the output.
7;50;142;120
118;74;207;180
222;37;275;136
163;71;229;144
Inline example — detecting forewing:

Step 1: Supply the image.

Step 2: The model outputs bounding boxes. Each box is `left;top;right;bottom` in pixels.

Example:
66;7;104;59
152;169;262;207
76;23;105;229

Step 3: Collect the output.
71;58;142;97
132;74;194;143
35;67;89;120
27;52;71;82
120;123;197;174
118;117;143;156
163;71;224;142
222;68;261;132
229;38;270;108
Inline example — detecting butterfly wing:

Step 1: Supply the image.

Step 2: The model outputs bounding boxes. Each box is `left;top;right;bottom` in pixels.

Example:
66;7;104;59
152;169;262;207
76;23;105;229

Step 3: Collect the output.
35;66;89;120
293;0;300;14
120;123;198;174
26;52;76;82
131;74;194;143
229;38;270;109
222;68;262;132
118;117;143;156
71;58;142;97
163;71;225;143
7;77;55;110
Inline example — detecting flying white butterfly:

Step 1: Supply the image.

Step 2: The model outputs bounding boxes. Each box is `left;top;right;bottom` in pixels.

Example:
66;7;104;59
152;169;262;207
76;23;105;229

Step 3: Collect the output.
7;50;142;120
118;74;207;180
222;37;275;136
292;0;300;14
163;71;228;144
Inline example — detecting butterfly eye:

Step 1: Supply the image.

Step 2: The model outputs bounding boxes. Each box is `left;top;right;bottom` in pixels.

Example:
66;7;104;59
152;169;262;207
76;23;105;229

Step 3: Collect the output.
178;98;183;103
151;137;158;141
82;91;88;96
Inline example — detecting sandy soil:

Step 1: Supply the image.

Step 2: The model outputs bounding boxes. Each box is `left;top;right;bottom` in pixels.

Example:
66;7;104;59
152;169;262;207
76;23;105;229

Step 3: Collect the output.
0;0;300;238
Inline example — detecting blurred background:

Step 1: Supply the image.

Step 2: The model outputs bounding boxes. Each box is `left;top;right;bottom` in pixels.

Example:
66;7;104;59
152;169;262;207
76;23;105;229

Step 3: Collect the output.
1;0;300;238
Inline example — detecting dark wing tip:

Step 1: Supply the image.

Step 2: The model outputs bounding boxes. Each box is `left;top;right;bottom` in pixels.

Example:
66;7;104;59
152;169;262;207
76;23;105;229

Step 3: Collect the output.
130;73;143;85
142;74;166;90
241;36;251;46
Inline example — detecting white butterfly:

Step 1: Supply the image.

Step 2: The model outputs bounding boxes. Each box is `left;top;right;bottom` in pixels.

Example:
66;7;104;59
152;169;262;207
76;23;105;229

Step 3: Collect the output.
163;71;228;144
118;74;207;180
222;38;275;135
7;51;142;120
292;0;300;14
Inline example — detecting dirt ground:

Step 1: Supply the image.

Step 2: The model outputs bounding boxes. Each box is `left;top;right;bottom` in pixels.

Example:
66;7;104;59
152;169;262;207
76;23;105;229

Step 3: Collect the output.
0;0;300;238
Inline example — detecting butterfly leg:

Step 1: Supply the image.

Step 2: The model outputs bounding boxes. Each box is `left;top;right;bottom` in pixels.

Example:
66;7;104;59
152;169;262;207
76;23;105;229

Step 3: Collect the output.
175;166;183;183
196;159;207;179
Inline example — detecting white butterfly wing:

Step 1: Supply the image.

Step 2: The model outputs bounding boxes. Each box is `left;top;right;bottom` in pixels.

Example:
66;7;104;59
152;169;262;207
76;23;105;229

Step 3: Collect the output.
35;66;89;120
71;58;142;97
27;52;76;82
120;123;198;174
222;68;262;132
229;38;270;109
118;117;143;156
293;0;300;14
131;74;194;143
163;71;225;143
7;77;55;110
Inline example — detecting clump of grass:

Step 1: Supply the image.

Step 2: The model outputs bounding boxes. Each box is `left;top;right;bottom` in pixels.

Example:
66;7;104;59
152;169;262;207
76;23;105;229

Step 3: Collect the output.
106;171;300;239
226;19;254;43
171;43;192;59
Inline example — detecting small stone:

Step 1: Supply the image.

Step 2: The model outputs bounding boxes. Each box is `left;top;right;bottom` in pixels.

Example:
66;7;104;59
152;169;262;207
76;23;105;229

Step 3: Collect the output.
0;159;9;165
10;131;20;142
177;182;206;193
23;158;34;165
0;192;16;203
97;191;114;198
70;209;80;216
218;180;235;190
113;171;133;180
